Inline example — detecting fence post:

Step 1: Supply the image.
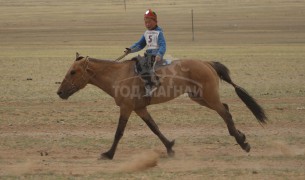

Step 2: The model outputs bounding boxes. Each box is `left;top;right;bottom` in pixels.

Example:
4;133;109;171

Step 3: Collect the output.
124;0;126;12
191;9;195;41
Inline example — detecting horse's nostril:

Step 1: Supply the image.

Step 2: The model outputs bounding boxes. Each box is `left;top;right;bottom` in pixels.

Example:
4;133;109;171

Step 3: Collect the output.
57;91;62;96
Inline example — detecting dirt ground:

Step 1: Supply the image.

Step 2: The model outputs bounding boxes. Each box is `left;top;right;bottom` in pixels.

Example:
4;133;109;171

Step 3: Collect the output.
1;95;304;179
0;0;305;179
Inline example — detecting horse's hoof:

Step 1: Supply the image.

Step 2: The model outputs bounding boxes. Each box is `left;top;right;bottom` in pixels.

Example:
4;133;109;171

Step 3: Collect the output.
166;139;175;157
242;143;251;153
167;150;175;157
98;152;113;160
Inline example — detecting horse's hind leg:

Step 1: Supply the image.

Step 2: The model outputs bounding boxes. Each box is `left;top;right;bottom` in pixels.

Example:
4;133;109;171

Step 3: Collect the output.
215;103;250;152
135;107;175;157
190;95;250;152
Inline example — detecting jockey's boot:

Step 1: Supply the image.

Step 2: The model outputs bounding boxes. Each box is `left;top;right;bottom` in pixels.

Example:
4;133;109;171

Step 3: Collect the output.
143;71;160;97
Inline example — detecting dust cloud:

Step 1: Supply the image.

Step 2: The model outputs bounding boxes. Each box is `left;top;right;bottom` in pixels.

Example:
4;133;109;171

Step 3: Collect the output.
273;141;305;156
117;150;160;172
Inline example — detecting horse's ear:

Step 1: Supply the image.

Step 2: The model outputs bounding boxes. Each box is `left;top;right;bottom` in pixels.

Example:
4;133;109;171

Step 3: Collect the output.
76;52;80;59
75;52;84;61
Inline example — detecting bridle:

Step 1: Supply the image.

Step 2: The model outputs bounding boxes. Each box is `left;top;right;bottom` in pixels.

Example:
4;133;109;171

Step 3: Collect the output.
62;56;95;93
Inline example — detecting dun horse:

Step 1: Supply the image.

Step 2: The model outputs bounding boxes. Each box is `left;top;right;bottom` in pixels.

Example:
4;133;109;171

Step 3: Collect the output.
57;53;267;160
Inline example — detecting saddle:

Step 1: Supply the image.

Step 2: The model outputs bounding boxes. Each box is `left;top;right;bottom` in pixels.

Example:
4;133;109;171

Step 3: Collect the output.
131;55;172;93
133;55;172;75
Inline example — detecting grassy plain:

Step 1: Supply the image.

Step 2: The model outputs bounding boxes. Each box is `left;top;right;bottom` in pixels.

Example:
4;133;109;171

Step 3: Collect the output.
0;0;305;179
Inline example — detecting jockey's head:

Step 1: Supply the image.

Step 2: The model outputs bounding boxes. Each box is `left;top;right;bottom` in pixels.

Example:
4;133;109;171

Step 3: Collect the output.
144;9;157;30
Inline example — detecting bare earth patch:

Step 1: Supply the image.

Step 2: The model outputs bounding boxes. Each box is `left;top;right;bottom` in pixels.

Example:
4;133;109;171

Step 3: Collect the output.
0;97;304;179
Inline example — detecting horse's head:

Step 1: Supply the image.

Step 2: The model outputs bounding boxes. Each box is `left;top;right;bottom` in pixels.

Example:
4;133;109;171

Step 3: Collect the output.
57;52;92;99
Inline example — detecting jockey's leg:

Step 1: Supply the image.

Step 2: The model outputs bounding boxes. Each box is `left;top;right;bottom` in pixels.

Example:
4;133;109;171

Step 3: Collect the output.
140;55;159;97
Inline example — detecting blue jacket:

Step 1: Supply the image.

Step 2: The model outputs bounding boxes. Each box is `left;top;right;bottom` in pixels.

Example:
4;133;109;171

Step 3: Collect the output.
129;26;166;58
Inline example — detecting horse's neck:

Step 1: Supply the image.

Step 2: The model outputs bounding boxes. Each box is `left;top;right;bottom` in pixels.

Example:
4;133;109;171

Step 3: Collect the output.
88;59;131;97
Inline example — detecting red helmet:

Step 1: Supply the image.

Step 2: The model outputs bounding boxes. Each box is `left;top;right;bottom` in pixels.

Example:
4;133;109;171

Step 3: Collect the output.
144;9;157;22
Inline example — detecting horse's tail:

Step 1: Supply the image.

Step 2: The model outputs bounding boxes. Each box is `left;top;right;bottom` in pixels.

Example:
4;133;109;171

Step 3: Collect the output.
210;61;267;124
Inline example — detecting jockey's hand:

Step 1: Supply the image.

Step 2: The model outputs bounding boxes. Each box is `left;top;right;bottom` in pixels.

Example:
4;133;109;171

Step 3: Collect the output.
155;55;162;62
124;48;131;54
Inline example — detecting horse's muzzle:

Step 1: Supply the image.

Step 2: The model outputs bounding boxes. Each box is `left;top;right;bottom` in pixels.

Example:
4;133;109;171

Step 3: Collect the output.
57;91;69;100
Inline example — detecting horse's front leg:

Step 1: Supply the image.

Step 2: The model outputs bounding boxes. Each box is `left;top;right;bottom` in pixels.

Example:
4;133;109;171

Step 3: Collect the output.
100;106;132;160
135;107;175;157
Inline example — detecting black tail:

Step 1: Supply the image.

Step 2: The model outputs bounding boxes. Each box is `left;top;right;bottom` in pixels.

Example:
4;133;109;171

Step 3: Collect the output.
210;61;267;124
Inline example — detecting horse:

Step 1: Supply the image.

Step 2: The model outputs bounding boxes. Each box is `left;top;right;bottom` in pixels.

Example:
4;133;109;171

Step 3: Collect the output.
57;52;267;160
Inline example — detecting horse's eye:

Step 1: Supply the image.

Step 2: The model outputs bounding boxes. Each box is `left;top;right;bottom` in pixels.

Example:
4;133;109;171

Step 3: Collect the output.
70;70;76;75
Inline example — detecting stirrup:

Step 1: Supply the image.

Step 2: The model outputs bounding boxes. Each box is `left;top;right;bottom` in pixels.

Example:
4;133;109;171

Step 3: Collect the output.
143;86;157;97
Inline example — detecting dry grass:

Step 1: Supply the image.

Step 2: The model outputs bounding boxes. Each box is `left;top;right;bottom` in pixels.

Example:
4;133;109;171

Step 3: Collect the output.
0;0;305;179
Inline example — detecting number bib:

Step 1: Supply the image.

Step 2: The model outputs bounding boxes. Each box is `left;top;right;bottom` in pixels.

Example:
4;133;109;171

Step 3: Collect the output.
144;30;160;50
